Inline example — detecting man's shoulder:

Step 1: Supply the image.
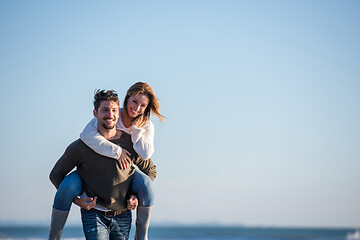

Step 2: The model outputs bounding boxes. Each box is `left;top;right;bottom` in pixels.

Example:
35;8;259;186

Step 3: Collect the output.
68;138;87;148
65;139;88;155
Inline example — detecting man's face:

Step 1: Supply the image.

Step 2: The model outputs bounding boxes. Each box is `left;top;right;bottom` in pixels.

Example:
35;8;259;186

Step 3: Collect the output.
93;100;119;130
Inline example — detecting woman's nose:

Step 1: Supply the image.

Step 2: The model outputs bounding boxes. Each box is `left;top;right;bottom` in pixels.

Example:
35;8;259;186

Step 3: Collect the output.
135;104;141;111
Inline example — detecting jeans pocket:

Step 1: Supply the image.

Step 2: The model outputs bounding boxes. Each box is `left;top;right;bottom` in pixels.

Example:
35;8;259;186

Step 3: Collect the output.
81;209;109;239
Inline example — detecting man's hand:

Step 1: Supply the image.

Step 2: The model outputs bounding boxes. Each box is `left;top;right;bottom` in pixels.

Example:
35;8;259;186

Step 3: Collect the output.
127;195;138;210
73;196;97;210
118;149;132;170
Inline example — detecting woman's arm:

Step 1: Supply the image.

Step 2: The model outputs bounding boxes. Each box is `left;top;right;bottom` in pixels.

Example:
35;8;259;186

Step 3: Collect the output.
130;121;155;160
80;118;122;159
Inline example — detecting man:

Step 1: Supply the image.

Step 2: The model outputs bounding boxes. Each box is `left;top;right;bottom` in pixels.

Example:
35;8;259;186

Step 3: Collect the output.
50;90;157;239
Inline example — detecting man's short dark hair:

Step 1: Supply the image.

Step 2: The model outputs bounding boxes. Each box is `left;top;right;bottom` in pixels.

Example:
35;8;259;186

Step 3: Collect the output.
93;89;119;111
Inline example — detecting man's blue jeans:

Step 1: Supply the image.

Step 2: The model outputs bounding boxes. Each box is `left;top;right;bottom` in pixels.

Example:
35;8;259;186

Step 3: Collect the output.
53;169;154;211
81;208;132;240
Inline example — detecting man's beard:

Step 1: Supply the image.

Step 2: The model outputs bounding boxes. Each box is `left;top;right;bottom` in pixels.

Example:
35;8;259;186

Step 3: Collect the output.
102;123;116;130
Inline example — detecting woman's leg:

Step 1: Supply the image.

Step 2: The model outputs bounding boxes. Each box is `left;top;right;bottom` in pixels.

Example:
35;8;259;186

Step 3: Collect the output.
130;169;154;240
131;169;154;207
49;171;83;240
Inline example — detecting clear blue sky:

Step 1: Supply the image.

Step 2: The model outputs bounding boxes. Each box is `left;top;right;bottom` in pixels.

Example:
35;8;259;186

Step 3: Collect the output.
0;0;359;228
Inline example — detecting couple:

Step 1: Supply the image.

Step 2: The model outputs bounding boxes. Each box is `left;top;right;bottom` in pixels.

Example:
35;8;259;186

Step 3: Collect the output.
49;82;165;240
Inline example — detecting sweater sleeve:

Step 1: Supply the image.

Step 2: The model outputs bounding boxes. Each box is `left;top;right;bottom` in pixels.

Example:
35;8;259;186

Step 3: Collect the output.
80;117;122;159
130;121;155;160
49;141;80;189
133;157;157;181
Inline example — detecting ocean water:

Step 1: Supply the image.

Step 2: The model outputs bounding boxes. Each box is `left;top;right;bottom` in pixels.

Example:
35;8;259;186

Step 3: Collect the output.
0;225;359;240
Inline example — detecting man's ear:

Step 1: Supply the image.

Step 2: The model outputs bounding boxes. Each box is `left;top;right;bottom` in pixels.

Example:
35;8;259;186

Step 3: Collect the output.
93;109;97;117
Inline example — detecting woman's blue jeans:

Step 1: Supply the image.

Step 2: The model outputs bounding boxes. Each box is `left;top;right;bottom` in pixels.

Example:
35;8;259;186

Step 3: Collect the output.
53;169;154;211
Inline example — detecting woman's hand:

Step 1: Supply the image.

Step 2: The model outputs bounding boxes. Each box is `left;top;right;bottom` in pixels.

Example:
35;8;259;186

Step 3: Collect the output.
127;195;138;210
73;196;97;210
118;149;132;169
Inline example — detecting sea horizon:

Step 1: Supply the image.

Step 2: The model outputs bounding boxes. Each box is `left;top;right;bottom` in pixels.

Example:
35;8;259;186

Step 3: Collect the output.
0;223;359;240
0;220;359;229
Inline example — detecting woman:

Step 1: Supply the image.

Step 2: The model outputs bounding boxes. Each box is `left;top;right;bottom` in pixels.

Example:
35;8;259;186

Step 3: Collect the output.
49;82;165;240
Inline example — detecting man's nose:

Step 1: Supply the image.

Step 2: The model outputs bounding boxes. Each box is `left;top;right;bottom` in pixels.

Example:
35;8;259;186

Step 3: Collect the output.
109;110;116;117
104;110;112;117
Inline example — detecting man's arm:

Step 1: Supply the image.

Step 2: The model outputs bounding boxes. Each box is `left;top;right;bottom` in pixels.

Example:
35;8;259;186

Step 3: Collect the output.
133;157;157;181
49;140;81;189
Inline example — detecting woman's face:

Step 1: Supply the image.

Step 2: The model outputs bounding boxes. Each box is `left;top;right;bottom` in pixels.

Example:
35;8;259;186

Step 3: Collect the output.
126;93;150;118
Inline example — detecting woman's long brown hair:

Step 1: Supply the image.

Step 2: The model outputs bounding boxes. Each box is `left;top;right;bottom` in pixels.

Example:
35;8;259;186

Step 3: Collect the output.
123;82;165;127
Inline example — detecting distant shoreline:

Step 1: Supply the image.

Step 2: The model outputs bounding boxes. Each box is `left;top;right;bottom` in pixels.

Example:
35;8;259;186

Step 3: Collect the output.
0;222;358;230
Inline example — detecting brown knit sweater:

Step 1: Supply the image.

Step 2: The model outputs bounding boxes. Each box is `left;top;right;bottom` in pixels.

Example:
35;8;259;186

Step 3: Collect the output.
50;132;157;212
